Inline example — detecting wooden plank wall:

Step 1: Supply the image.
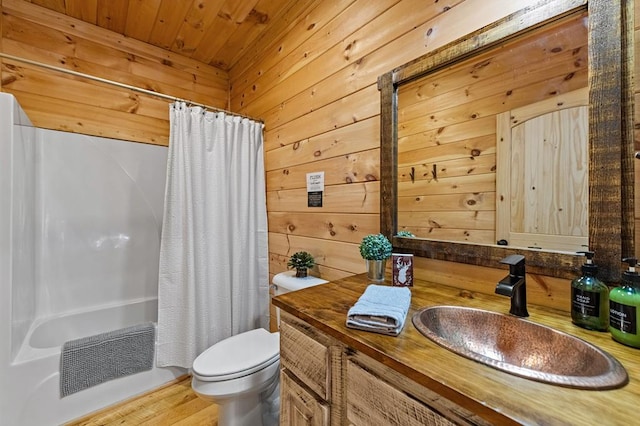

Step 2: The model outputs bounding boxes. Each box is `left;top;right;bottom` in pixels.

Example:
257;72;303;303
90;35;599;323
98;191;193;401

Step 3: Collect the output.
0;0;229;146
226;0;588;328
0;0;636;330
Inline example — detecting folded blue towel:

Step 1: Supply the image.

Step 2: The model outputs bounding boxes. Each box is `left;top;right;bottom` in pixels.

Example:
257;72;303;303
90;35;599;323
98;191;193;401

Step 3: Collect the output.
346;284;412;336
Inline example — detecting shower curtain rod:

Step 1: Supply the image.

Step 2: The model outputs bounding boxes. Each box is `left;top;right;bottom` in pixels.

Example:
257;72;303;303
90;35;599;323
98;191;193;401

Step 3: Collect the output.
0;52;262;123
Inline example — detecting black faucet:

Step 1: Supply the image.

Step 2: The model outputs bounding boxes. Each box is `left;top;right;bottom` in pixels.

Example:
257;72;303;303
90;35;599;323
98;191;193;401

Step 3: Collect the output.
495;254;529;317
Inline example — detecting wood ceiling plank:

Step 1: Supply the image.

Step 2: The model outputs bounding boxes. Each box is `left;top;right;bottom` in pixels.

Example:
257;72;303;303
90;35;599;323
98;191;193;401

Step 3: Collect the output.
214;0;297;70
29;0;65;14
170;0;226;56
190;15;239;67
124;0;162;42
147;0;194;50
220;0;259;23
65;0;97;24
96;0;129;34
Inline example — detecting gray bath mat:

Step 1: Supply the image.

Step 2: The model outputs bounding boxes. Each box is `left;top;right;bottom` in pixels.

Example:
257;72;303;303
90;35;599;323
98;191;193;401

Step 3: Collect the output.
60;322;155;397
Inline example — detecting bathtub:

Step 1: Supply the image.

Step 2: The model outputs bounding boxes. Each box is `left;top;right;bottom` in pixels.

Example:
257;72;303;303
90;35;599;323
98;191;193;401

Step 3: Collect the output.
5;298;184;426
0;93;185;426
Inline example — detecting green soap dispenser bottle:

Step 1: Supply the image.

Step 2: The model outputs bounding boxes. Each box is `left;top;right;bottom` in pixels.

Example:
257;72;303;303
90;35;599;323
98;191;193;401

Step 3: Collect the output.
609;258;640;348
571;251;609;331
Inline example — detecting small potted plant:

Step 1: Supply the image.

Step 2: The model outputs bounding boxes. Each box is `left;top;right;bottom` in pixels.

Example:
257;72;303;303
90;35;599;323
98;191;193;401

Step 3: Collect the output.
396;230;415;238
359;234;393;283
287;251;315;278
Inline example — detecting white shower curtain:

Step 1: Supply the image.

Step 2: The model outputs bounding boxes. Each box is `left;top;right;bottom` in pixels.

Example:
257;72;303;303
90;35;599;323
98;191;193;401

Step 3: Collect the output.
157;102;269;368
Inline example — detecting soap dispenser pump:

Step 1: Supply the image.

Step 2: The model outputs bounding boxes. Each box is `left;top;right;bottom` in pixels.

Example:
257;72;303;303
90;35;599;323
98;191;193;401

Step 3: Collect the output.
571;251;609;331
609;258;640;348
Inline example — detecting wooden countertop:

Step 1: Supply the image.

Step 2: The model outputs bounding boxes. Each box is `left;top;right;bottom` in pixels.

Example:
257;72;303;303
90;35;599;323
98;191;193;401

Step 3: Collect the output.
272;274;640;426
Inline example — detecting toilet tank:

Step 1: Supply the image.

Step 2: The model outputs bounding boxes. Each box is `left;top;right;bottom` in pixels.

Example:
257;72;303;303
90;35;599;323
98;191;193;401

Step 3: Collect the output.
272;271;328;327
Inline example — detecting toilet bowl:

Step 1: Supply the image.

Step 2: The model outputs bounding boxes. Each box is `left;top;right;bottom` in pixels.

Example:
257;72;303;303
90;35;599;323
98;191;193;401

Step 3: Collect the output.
191;271;328;426
191;328;280;426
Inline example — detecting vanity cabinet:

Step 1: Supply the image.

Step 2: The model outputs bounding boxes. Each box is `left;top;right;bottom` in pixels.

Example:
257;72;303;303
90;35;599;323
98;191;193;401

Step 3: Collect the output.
279;312;342;425
279;311;488;426
274;275;640;425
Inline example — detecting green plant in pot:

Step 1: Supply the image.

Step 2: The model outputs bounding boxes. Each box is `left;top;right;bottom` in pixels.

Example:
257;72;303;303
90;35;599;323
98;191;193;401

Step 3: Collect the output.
287;251;315;278
359;234;392;283
396;230;415;238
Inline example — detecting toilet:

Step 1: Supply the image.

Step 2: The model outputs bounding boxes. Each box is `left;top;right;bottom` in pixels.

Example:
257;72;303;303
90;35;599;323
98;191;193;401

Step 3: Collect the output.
191;271;328;426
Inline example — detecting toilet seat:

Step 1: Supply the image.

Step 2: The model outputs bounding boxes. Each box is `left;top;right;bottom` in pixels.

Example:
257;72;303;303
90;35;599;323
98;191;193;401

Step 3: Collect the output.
192;328;280;382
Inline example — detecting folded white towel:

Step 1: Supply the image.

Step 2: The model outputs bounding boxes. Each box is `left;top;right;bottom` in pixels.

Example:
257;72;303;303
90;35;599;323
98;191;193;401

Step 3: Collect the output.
346;284;412;336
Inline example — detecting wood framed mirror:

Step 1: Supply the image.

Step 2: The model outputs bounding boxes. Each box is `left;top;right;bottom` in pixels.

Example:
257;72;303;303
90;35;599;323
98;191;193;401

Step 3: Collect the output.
379;0;634;282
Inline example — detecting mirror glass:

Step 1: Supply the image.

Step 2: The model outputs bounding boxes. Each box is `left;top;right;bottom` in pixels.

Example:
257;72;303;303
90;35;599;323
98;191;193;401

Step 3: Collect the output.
396;12;588;252
379;0;634;281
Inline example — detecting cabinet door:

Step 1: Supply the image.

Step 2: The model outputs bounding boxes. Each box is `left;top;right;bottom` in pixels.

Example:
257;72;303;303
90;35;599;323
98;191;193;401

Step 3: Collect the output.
280;317;330;399
281;369;330;426
347;360;457;426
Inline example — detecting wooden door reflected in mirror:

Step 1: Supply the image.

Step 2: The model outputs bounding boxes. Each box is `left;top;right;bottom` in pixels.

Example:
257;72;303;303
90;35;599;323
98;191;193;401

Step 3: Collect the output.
496;88;589;252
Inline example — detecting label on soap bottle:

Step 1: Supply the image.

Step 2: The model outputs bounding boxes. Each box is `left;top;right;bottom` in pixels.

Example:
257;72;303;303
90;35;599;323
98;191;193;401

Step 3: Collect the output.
572;288;601;317
610;301;637;334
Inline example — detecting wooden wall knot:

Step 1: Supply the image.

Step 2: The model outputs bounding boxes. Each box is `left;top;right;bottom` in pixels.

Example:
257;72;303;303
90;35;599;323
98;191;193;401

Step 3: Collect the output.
247;9;269;25
458;290;475;299
1;75;17;85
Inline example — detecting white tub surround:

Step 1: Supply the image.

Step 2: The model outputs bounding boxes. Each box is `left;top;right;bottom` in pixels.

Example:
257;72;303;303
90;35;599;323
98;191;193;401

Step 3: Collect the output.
0;93;184;425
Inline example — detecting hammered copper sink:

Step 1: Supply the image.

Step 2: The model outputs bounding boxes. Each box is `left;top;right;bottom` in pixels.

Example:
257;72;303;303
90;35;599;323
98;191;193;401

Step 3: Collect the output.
412;306;628;390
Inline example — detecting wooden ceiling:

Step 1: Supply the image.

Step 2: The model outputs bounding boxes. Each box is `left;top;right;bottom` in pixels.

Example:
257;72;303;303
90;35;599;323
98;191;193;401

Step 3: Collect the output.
19;0;298;71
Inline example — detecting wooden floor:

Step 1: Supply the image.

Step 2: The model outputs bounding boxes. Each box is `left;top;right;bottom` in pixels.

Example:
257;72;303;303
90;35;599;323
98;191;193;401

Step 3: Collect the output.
65;375;219;426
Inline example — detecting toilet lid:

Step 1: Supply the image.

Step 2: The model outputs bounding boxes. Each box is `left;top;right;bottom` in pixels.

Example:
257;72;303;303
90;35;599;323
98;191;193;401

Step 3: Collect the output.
192;328;280;381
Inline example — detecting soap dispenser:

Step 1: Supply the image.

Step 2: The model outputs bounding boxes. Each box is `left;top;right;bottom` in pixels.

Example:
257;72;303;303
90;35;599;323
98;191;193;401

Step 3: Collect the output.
609;258;640;348
571;251;609;331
